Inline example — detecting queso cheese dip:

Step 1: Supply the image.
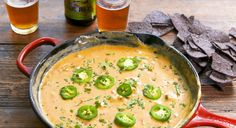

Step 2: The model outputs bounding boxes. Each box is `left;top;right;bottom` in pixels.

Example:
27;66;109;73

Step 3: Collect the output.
40;44;193;128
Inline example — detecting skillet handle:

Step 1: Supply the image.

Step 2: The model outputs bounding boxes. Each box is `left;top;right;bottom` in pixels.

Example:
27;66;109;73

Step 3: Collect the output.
184;103;236;128
16;37;60;77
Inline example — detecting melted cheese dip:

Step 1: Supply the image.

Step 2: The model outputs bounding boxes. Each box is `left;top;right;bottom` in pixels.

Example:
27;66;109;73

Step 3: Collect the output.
40;44;193;128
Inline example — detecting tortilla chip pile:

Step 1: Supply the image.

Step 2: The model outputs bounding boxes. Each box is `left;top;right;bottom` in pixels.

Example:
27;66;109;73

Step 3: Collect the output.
127;11;236;86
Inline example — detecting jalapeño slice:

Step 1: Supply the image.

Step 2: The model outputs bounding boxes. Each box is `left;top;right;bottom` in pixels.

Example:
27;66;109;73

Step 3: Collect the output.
150;104;171;122
94;75;115;89
77;105;98;120
143;85;162;100
117;83;132;97
71;68;93;84
60;85;78;100
114;112;136;127
117;57;140;71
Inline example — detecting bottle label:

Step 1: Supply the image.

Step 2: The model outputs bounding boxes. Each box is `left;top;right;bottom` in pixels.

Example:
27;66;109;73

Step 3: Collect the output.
65;0;96;20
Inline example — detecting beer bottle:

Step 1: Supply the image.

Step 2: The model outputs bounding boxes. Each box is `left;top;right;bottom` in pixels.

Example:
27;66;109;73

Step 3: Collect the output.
64;0;96;26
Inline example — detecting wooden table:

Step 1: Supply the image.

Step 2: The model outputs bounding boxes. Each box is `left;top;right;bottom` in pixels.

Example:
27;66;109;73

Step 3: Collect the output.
0;0;236;127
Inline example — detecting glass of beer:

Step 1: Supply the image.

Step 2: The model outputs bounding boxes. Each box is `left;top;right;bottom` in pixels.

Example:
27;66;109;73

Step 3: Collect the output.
5;0;39;35
96;0;131;32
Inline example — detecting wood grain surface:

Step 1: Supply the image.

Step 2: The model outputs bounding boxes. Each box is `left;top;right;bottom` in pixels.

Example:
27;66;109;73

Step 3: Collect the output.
0;0;236;127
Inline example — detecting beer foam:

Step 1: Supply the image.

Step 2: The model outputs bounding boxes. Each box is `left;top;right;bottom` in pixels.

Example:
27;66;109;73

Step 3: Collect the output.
6;0;38;8
97;0;131;10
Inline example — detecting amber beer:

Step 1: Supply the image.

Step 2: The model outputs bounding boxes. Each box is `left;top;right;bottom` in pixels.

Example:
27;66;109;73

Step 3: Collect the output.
5;0;38;35
96;0;130;31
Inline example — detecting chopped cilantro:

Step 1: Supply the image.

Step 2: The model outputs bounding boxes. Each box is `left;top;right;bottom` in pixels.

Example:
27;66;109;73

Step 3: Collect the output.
99;118;107;124
100;60;114;70
117;107;126;112
127;98;145;109
173;82;181;96
95;101;101;108
104;95;112;100
179;103;186;108
84;87;91;94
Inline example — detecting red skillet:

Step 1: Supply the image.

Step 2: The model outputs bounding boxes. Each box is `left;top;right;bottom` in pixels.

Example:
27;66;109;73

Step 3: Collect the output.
16;32;236;127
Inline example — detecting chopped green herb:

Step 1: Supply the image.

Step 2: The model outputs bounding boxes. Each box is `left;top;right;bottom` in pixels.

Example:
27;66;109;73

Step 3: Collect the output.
183;84;189;91
95;101;101;108
170;102;176;108
83;59;94;68
137;73;141;78
64;79;69;82
137;99;145;109
104;95;112;100
102;100;108;105
59;116;66;121
173;82;181;96
178;78;182;81
164;95;169;101
86;124;96;128
105;52;115;56
172;69;178;75
173;82;178;85
100;60;114;70
162;65;167;69
84;87;91;94
179;103;186;108
99;118;107;124
127;98;145;109
144;64;154;71
95;96;101;100
107;123;113;128
117;107;126;112
123;78;137;87
55;124;64;128
152;78;157;81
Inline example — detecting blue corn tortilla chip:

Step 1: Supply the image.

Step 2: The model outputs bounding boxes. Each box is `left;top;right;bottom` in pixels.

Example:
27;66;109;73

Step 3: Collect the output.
191;34;215;57
211;53;236;77
170;13;192;42
212;42;236;61
183;44;207;59
127;22;153;34
143;10;173;27
187;36;200;50
152;26;174;37
209;71;234;84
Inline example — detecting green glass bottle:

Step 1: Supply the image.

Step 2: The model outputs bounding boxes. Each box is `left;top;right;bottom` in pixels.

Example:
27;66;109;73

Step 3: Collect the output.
64;0;96;26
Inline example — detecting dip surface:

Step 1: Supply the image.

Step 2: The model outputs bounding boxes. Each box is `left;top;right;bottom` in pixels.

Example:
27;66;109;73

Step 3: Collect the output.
40;44;193;128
